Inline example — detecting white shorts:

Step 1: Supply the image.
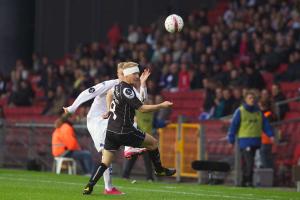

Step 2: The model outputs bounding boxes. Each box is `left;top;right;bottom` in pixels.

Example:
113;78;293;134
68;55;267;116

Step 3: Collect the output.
87;117;108;152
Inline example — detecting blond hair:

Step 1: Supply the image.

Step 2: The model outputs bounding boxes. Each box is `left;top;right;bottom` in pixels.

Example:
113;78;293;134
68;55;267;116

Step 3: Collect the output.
122;62;138;69
117;62;126;69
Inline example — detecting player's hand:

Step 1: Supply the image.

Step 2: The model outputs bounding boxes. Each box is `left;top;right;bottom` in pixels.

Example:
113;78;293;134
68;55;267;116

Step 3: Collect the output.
102;112;111;119
140;68;151;86
160;101;173;108
63;107;69;114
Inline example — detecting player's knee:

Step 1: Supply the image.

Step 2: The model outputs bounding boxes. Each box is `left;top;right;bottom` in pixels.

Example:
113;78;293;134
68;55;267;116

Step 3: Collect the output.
148;138;158;150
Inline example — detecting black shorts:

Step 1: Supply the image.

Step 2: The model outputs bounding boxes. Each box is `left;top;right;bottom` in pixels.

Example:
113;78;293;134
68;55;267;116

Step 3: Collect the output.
104;128;146;151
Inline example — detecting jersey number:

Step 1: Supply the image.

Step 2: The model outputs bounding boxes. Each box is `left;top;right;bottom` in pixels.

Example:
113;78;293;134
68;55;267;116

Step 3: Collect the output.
110;100;117;120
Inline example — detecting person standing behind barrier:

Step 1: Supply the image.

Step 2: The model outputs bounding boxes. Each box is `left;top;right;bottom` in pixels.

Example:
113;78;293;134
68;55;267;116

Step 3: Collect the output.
258;100;275;169
271;83;289;120
122;97;155;181
228;91;274;187
52;114;93;175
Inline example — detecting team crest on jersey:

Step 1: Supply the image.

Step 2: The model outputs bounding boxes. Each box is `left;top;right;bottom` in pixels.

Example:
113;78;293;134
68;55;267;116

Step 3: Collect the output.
123;88;135;99
88;87;95;93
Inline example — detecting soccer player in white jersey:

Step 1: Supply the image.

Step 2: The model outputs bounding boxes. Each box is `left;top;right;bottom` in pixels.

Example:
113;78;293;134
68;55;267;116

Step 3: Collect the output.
63;63;150;195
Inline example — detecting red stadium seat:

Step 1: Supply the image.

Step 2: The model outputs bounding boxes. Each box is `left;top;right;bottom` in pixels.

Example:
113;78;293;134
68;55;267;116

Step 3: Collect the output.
276;63;288;74
284;112;300;120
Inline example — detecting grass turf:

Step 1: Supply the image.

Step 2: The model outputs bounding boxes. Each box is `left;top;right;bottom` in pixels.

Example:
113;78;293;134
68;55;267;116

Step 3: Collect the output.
0;169;299;200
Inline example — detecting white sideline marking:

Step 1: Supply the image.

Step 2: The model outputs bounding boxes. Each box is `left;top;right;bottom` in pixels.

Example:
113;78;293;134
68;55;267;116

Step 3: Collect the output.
0;175;280;200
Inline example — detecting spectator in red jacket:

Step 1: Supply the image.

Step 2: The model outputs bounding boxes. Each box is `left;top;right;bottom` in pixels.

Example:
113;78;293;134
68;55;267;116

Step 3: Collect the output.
178;63;190;91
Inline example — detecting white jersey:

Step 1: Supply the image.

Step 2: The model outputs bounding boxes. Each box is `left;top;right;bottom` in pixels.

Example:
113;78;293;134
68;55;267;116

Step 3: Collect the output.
65;79;119;118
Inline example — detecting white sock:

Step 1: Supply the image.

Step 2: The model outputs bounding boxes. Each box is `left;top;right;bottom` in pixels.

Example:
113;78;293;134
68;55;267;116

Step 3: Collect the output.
103;165;113;190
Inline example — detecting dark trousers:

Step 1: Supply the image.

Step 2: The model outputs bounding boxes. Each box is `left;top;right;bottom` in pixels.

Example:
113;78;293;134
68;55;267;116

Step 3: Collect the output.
65;150;93;174
122;152;154;180
260;144;273;168
240;146;258;186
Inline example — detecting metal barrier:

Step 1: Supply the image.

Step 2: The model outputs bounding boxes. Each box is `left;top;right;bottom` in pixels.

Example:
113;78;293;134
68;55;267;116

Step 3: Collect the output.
158;123;201;181
1;117;300;186
158;120;233;182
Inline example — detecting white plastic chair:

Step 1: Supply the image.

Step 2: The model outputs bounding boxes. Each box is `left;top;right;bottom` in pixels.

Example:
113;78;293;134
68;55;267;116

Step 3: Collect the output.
53;157;76;175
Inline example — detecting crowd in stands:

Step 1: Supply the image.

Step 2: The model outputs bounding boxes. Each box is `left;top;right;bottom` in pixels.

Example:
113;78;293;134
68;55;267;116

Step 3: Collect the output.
1;0;300;121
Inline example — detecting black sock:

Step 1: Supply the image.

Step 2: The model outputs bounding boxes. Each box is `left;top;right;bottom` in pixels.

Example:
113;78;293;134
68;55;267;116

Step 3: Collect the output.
148;148;164;172
88;163;107;186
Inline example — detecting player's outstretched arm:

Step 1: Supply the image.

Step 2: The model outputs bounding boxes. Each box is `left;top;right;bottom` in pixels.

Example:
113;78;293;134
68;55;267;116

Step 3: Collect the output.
106;89;113;111
138;101;173;113
102;89;113;119
64;80;118;114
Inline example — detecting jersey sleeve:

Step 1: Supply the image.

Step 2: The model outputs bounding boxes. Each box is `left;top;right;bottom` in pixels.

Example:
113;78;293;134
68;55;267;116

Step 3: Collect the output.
133;86;147;103
121;86;143;110
66;79;118;113
139;86;147;103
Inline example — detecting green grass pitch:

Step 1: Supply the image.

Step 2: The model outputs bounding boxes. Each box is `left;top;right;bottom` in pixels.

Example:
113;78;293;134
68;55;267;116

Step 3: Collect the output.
0;169;299;200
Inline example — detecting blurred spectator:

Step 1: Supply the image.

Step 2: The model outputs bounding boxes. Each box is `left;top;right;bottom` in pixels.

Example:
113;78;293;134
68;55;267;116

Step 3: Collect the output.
190;66;204;89
146;79;160;96
178;63;190;91
231;87;243;110
52;114;93;174
260;89;276;118
212;87;225;119
203;78;216;113
72;68;86;98
32;53;41;74
162;63;178;91
276;51;300;82
39;64;58;94
258;100;275;168
0;106;5;126
293;144;300;165
107;23;121;47
44;85;67;116
42;89;55;115
0;74;7;97
271;83;289;120
228;69;244;88
261;43;281;72
8;80;35;106
127;25;139;44
74;107;88;124
154;95;171;125
243;65;265;90
218;40;234;64
223;88;235;116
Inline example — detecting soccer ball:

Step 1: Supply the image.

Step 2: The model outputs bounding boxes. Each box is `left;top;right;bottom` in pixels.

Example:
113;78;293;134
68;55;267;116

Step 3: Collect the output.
164;14;184;33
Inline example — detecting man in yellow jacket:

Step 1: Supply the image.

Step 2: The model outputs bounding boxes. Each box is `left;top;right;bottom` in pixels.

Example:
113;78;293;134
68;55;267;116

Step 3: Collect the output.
52;114;93;174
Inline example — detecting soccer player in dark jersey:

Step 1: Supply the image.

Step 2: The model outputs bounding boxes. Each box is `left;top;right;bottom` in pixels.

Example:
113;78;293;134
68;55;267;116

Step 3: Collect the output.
83;62;176;195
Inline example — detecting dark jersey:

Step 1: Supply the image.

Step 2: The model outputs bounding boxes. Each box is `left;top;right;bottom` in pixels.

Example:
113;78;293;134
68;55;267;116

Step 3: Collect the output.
107;81;143;134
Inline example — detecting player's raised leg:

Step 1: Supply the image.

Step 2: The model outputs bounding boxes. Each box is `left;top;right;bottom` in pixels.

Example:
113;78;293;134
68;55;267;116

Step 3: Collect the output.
141;133;176;176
